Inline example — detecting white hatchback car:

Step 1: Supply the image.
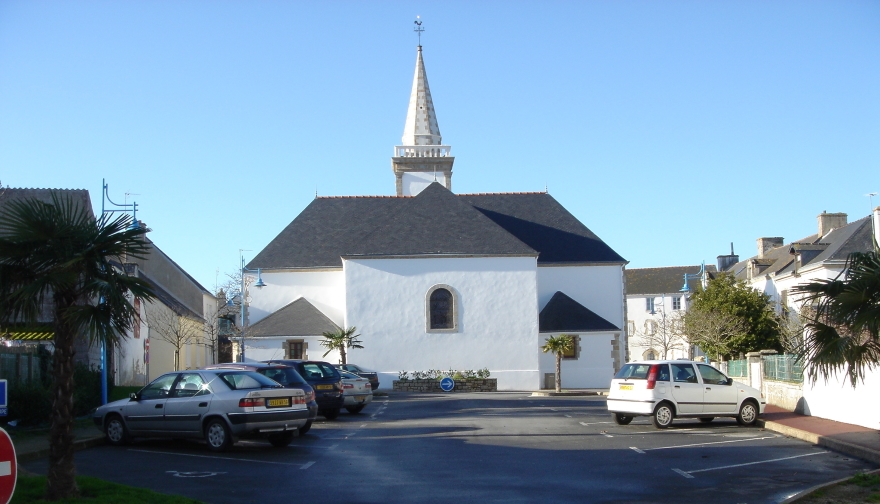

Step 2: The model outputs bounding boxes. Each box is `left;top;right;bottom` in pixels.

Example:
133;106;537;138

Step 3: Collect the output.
606;360;765;429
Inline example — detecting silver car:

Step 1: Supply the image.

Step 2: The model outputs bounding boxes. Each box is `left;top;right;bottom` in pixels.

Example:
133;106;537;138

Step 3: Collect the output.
339;370;372;414
93;369;309;451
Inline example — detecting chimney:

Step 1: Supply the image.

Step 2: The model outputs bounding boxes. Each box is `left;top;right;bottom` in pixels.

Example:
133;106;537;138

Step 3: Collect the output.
817;211;847;238
757;237;784;259
717;242;739;272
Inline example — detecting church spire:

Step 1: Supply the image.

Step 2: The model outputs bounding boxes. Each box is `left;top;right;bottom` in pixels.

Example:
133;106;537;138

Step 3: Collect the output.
392;25;455;197
401;46;442;146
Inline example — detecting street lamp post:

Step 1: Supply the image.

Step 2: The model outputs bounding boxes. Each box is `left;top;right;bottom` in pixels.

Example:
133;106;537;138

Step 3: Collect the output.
233;251;266;363
99;179;141;405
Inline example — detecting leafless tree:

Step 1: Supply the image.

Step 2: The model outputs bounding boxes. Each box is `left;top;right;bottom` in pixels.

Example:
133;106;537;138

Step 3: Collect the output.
634;311;686;360
146;305;202;370
681;308;749;361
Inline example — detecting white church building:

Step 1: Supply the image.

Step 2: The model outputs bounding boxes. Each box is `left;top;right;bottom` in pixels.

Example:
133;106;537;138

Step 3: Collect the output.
241;44;628;391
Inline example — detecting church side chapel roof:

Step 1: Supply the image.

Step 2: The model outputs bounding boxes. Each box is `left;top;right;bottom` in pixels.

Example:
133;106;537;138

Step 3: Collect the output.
249;183;626;269
539;291;619;333
248;297;340;337
625;265;718;296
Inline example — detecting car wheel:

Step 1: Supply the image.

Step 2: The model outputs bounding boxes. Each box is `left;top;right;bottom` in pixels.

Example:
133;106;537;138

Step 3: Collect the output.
699;417;714;423
737;400;759;426
299;420;313;435
104;415;130;446
205;419;232;452
346;405;365;414
652;402;674;429
612;413;633;425
267;432;294;448
322;408;340;420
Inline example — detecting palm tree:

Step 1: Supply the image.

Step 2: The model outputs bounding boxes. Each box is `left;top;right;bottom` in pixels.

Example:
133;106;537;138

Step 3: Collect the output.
0;194;154;500
541;334;574;393
794;250;880;387
320;326;363;365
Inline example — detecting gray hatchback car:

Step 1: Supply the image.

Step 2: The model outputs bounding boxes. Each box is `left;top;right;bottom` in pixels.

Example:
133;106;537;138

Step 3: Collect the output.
93;369;310;451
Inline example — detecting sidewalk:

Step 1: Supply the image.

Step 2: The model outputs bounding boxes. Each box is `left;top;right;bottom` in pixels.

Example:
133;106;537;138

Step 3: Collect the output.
10;422;105;464
759;404;880;465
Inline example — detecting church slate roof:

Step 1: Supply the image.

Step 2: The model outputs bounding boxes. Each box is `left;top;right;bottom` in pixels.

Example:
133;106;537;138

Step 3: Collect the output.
250;183;625;270
626;265;718;296
248;297;340;337
539;292;620;333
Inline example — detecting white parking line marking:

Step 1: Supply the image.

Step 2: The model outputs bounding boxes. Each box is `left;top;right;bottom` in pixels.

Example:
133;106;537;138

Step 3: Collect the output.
128;449;310;467
642;435;777;451
579;421;614;426
673;451;829;479
601;433;613;438
550;408;559;411
564;415;572;418
360;424;367;428
300;461;315;470
630;447;645;454
672;468;694;479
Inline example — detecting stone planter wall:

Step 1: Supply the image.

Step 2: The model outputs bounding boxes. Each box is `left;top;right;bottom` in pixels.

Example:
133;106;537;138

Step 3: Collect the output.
393;378;497;392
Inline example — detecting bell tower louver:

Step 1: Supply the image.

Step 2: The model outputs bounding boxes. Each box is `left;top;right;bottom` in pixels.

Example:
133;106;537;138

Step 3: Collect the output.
392;45;454;196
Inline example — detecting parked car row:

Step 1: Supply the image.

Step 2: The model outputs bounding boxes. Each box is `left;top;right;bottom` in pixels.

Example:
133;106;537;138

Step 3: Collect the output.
93;360;378;452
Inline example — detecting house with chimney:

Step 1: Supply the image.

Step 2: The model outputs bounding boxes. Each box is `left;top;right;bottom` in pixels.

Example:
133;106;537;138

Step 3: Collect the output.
719;209;880;428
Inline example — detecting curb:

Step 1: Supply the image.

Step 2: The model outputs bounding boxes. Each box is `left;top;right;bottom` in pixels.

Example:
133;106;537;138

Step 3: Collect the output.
758;419;880;466
530;391;607;397
16;436;106;463
779;468;880;503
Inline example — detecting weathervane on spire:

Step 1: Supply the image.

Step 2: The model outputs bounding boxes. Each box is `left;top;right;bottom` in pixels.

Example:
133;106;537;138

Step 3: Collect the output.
414;16;424;46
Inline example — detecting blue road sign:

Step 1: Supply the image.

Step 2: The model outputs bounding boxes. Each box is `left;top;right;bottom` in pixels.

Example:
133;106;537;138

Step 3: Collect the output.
439;377;455;392
0;380;6;417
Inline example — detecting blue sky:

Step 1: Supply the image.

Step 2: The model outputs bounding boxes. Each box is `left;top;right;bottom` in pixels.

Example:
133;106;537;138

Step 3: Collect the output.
2;1;878;292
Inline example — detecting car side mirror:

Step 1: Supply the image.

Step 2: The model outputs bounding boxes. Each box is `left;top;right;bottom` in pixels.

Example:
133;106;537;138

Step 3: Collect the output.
726;378;734;386
129;392;138;401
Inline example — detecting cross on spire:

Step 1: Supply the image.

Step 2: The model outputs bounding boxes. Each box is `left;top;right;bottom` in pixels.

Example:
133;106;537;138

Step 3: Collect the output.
414;16;424;46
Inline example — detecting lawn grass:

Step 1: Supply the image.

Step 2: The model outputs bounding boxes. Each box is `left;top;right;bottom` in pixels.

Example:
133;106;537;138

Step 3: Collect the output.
12;475;205;504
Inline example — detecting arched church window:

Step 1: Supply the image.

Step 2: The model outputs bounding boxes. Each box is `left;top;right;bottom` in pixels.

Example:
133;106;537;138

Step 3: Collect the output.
426;285;458;333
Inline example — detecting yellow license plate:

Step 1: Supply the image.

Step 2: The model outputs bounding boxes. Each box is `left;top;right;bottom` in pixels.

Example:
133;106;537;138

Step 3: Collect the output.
316;385;333;390
619;384;633;391
267;398;291;408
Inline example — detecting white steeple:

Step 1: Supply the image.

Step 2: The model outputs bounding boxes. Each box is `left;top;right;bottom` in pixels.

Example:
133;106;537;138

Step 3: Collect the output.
402;46;442;146
392;43;454;197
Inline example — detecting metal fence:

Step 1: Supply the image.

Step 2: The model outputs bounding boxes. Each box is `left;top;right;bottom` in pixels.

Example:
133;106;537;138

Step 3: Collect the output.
763;354;803;383
0;350;46;384
727;359;748;378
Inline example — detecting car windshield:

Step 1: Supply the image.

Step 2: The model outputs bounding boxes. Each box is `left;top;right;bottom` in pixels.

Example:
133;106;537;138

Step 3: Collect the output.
300;362;339;380
258;367;307;386
613;364;653;380
218;371;281;390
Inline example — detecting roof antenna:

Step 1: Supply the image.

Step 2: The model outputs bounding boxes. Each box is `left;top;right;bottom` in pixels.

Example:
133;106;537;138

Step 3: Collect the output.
315;185;318;198
414;16;424;47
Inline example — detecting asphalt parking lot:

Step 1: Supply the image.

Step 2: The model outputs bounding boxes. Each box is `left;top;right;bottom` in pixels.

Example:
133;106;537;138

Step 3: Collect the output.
23;392;877;504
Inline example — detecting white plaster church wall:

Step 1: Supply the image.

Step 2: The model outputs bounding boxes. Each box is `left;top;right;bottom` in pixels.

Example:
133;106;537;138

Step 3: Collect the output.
401;171;448;197
538;332;616;388
342;256;541;391
249;270;346;327
537;265;625;328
